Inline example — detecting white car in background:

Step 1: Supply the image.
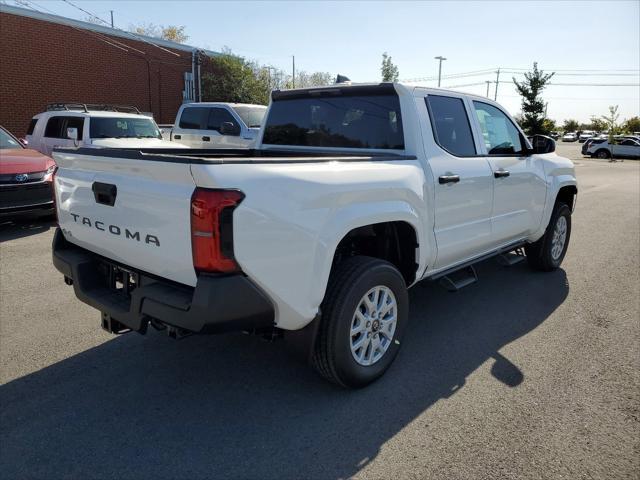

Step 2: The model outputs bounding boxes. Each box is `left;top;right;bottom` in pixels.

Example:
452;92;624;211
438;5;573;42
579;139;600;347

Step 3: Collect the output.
26;104;185;156
578;131;595;143
167;102;267;148
586;137;640;160
562;132;578;142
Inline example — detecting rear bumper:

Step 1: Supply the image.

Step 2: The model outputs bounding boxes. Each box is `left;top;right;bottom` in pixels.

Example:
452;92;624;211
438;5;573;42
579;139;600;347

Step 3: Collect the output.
52;228;274;334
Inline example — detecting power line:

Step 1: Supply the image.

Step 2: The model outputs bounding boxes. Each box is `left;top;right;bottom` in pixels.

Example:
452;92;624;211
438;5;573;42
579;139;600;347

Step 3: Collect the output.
59;0;181;57
401;66;639;84
16;0;130;52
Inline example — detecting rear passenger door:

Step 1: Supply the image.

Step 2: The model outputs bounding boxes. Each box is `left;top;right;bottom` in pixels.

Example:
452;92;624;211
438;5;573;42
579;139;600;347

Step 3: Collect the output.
470;101;546;244
423;94;495;269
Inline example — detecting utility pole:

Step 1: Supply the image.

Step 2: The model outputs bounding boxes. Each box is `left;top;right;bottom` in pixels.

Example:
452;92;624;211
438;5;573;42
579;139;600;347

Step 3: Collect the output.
110;10;114;28
485;80;491;98
434;56;447;87
494;68;501;100
292;55;296;89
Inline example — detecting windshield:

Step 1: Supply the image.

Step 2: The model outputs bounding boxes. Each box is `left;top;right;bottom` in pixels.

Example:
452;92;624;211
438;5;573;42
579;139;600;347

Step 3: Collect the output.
233;106;267;128
0;128;23;149
89;117;161;139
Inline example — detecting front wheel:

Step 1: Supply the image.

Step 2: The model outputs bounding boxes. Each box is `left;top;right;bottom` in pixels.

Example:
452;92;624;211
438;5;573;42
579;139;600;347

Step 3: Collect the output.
525;202;572;271
312;256;408;388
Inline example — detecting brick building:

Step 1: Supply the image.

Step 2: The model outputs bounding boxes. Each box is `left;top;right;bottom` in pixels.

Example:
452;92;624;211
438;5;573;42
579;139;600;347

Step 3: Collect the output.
0;4;218;137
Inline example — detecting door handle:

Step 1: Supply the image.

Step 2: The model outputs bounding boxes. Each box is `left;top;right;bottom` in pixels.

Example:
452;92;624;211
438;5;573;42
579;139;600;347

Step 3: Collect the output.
173;134;181;139
439;174;460;184
92;182;117;206
494;169;510;178
202;136;210;141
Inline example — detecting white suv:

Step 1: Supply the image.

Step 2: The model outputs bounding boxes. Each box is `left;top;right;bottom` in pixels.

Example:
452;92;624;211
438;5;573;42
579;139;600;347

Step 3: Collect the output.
26;104;185;156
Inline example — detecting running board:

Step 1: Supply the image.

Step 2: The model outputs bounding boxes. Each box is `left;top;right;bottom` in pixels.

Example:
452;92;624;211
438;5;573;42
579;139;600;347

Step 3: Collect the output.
438;265;478;292
496;247;526;266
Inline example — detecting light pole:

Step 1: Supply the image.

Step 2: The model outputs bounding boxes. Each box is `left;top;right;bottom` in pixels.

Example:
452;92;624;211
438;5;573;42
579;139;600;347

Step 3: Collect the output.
485;80;491;97
434;56;447;87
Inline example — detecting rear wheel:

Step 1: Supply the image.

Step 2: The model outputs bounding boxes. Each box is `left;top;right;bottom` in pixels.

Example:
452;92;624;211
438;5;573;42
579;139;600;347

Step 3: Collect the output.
312;256;408;388
525;202;572;271
594;149;610;159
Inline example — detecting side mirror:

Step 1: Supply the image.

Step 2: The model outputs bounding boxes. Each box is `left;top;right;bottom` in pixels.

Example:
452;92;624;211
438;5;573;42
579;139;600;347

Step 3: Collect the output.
66;127;78;146
529;134;555;154
220;121;240;136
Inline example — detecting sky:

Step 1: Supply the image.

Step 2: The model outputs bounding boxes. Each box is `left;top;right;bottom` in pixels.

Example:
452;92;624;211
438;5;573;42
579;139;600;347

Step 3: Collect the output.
12;0;640;124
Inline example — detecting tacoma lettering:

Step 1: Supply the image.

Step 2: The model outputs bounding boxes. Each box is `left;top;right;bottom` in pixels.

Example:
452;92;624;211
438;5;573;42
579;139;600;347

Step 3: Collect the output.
68;213;160;246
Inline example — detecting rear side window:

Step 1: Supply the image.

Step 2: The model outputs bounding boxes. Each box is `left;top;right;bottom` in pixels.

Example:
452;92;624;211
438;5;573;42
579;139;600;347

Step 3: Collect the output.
426;95;476;156
263;94;404;149
179;107;207;129
207;108;237;131
44;116;65;138
472;101;524;155
26;118;38;135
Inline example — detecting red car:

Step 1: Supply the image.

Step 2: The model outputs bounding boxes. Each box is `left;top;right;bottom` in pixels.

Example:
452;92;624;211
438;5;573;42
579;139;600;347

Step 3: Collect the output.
0;126;56;218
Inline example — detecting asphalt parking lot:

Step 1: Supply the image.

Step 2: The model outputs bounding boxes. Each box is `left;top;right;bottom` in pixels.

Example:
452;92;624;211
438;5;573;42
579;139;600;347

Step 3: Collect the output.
1;143;638;480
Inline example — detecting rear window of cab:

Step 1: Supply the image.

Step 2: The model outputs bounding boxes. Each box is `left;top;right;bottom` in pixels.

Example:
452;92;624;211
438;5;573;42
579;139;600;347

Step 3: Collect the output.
263;93;405;149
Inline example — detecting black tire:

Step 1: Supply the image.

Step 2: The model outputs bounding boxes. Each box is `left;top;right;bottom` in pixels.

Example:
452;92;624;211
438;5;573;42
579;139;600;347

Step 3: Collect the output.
312;256;408;388
525;202;572;272
594;149;610;159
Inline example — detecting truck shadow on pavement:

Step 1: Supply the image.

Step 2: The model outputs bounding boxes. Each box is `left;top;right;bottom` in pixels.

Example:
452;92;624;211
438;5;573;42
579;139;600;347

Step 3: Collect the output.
0;261;568;480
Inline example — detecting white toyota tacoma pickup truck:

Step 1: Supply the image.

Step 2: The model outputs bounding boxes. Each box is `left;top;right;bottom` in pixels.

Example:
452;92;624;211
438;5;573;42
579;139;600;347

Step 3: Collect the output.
52;83;577;388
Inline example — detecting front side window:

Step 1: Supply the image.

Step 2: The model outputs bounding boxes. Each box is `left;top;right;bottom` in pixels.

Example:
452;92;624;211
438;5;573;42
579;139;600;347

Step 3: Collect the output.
207;108;237;132
65;117;84;140
89;117;161;139
263;94;404;149
178;107;207;129
473;101;524;155
426;95;476;156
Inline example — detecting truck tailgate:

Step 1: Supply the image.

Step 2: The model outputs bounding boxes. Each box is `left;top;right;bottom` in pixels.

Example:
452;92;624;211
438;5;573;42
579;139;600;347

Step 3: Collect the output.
53;150;198;287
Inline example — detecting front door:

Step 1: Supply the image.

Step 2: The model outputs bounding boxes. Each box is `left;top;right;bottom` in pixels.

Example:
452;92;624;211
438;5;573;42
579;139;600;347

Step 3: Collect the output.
470;101;546;244
205;107;246;148
422;94;495;269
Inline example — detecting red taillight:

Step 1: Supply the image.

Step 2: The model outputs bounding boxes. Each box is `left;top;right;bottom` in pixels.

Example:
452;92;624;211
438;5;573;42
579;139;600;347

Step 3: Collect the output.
190;188;244;274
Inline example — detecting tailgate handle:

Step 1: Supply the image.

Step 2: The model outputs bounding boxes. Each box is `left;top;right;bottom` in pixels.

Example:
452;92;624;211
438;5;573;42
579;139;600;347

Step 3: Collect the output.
92;182;117;207
202;136;210;141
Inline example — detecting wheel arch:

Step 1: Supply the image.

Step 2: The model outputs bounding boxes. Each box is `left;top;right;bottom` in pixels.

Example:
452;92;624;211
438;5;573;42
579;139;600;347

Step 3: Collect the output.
330;220;420;286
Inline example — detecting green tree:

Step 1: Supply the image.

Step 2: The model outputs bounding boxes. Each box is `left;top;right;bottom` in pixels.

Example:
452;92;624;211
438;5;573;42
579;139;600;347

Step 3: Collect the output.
542;118;557;133
622;116;640;133
512;62;555;134
381;52;399;82
588;116;607;132
601;105;620;142
285;71;333;89
129;23;189;43
201;52;271;105
562;119;579;132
